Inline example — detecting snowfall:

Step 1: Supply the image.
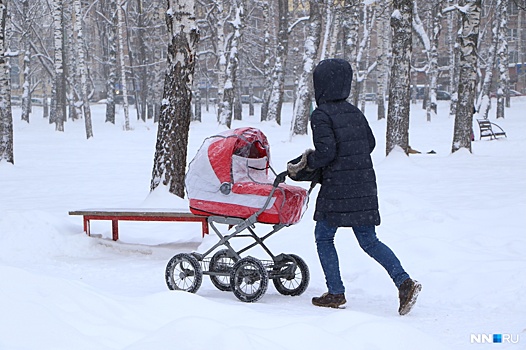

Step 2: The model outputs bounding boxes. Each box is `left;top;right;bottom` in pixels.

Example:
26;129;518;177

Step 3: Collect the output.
1;97;525;350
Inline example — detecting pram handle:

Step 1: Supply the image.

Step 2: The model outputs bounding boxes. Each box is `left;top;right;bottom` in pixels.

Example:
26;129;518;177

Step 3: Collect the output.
273;171;288;187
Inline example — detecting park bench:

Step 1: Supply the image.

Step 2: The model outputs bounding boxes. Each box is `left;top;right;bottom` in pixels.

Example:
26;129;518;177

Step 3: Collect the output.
476;119;507;140
69;208;209;241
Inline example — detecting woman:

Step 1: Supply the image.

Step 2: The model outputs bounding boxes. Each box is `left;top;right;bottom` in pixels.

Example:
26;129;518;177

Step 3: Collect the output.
288;58;421;315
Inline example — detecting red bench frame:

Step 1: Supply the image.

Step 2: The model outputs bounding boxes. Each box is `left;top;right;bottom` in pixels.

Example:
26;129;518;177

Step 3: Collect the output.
69;209;209;241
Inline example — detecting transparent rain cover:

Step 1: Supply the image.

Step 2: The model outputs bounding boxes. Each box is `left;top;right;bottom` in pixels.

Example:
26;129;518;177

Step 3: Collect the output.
185;127;308;224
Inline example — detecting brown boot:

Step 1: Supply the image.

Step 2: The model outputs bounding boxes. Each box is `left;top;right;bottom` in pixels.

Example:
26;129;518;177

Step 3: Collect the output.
312;292;346;309
398;279;422;315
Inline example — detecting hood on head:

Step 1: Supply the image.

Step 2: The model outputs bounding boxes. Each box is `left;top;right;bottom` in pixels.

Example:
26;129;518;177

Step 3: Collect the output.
313;58;353;105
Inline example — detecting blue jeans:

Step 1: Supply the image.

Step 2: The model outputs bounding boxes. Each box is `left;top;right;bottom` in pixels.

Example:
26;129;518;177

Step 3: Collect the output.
314;220;410;295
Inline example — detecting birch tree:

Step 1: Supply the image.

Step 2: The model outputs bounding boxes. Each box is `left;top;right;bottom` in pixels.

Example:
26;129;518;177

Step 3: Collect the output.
0;0;13;164
117;1;131;130
73;0;93;138
354;5;376;110
50;0;66;132
217;0;244;128
64;3;80;121
233;75;242;121
290;0;322;137
150;0;199;197
344;3;361;103
320;0;335;60
496;0;509;118
426;1;443;121
260;1;272;121
412;1;434;119
447;0;460;117
19;0;32;123
478;5;498;119
326;1;342;58
143;1;165;121
131;0;148;122
518;6;525;91
386;0;412;156
248;81;254;116
265;0;289;125
215;0;227;123
105;0;118;124
450;0;481;153
376;0;391;120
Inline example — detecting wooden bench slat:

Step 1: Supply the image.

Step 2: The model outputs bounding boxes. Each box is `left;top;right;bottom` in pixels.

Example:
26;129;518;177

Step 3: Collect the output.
69;208;209;241
69;209;204;218
476;119;507;140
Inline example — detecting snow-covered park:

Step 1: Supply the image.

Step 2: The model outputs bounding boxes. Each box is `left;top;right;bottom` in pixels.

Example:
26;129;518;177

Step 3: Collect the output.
1;99;525;349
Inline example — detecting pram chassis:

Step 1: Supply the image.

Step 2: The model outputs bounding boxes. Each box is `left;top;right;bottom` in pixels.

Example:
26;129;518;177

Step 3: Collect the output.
165;171;310;302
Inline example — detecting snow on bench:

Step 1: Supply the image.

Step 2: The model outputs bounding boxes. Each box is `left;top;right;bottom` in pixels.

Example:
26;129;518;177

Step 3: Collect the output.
69;208;209;241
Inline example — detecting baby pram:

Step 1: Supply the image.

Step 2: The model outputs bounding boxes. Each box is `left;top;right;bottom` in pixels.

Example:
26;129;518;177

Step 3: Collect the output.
165;127;310;302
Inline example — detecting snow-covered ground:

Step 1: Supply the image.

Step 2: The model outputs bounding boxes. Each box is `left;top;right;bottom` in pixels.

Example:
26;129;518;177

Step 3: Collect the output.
1;98;525;350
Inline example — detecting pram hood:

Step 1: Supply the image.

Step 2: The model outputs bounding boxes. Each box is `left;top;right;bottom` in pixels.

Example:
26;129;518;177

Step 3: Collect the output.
185;127;307;224
186;127;273;202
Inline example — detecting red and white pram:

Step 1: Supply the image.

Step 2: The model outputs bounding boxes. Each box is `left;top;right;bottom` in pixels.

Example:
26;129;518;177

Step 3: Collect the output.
185;127;307;224
165;127;310;303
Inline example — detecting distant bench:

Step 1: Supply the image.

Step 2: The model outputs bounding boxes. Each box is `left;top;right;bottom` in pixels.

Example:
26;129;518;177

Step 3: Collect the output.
69;209;209;241
476;119;507;140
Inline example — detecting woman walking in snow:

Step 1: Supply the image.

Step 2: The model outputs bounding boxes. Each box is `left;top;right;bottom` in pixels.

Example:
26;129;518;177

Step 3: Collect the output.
288;58;421;315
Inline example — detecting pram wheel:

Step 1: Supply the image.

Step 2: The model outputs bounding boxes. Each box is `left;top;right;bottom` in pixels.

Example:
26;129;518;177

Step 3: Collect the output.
165;253;203;293
230;256;269;302
209;249;238;291
272;254;310;296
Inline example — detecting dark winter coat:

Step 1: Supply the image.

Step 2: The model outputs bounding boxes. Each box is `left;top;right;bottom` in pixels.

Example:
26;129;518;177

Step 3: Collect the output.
306;58;380;227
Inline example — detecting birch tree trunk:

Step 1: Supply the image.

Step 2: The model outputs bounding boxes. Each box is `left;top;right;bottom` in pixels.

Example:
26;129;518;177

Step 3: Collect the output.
20;0;31;123
496;0;509;118
260;1;271;121
135;0;148;122
290;0;322;137
193;88;201;122
43;81;49;119
117;1;130;130
412;0;430;112
218;0;244;128
479;6;498;119
50;0;66;132
234;81;242;121
386;0;412;156
105;0;118;124
216;0;226;124
356;6;376;112
73;0;93;139
451;0;481;153
519;9;525;92
344;3;361;104
248;81;254;116
64;3;80;122
320;0;334;60
0;0;13;164
266;0;289;125
343;2;359;64
376;0;391;120
447;0;459;117
150;0;199;197
426;1;442;122
327;4;341;58
143;0;164;122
